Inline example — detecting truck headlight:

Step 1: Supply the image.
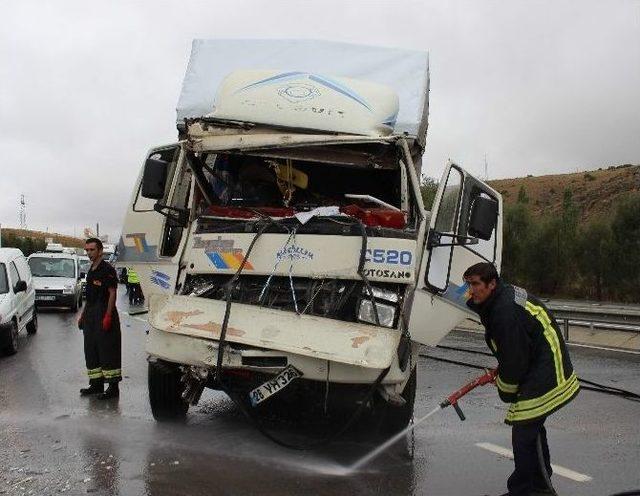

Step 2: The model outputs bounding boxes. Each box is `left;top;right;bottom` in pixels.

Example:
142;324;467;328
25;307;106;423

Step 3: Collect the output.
358;299;396;328
63;285;74;294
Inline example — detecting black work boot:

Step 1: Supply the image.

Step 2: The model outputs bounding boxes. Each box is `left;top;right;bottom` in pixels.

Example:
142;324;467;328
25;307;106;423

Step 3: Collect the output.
98;382;119;400
80;379;104;396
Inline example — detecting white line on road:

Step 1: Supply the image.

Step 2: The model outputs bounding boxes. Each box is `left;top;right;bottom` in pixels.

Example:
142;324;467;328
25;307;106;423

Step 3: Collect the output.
475;442;593;483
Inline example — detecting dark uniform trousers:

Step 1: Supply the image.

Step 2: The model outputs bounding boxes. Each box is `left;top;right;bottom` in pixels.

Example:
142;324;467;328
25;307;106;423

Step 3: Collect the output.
83;309;121;384
509;418;552;495
83;260;122;384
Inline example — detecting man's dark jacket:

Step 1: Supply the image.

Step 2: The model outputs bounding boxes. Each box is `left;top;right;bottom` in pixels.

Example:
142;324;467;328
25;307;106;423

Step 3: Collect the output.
467;281;579;424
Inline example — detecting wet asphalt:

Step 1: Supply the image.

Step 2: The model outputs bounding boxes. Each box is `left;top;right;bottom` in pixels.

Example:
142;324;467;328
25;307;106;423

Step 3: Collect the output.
1;286;639;496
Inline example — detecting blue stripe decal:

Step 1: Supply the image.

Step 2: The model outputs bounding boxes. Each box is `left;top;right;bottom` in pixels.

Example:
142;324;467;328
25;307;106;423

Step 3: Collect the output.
151;270;170;281
206;252;228;269
235;71;373;112
307;74;372;111
382;112;398;127
150;276;170;289
236;71;307;92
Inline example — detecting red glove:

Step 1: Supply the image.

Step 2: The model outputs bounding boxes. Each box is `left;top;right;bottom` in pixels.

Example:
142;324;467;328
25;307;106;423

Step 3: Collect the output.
102;312;112;332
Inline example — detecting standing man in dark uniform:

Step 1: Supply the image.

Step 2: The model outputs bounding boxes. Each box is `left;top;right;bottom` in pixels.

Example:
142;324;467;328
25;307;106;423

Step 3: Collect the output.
464;263;579;496
78;238;121;399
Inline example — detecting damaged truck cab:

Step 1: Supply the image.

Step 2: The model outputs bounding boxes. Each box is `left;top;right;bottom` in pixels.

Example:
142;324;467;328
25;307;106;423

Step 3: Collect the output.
117;40;502;431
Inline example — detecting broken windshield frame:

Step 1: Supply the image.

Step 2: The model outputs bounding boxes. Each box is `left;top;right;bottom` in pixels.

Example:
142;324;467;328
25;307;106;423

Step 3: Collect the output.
186;140;418;231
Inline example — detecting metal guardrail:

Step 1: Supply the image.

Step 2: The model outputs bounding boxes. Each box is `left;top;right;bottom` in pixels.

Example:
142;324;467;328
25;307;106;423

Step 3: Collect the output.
555;318;640;342
545;301;640;341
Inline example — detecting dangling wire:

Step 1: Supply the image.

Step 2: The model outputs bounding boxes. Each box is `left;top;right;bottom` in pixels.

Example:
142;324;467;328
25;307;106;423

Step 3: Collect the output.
258;226;296;304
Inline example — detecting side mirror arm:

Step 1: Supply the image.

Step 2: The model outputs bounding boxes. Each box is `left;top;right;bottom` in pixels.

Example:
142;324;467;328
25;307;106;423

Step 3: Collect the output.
427;229;479;249
153;203;190;227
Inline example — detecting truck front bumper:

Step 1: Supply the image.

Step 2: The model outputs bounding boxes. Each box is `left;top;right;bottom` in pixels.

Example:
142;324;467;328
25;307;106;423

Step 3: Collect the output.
146;326;412;385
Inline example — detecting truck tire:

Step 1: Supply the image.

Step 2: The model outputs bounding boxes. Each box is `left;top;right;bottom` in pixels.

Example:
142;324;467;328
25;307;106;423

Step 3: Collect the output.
4;320;19;356
381;366;416;434
148;360;189;420
26;310;38;335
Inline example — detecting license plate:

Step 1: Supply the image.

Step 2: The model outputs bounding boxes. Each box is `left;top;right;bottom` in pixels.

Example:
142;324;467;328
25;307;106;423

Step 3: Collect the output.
37;295;56;301
249;365;302;407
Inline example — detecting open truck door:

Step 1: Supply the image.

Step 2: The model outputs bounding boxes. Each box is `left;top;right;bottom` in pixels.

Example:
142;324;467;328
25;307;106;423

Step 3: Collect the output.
116;143;193;303
408;162;502;345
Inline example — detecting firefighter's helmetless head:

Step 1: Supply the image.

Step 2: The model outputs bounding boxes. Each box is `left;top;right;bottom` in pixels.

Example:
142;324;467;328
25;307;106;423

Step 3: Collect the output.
85;237;104;263
463;262;499;304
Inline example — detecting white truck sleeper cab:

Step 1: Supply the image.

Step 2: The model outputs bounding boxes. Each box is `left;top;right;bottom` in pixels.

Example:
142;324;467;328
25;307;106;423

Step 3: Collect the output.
117;41;502;432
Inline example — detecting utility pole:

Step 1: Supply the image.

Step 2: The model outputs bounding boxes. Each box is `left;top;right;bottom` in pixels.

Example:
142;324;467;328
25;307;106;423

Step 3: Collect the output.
484;154;489;181
19;194;26;229
96;223;100;238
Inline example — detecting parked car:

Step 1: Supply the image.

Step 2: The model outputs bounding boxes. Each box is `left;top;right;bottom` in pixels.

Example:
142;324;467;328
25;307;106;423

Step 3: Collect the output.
0;248;38;355
27;252;83;311
78;255;91;300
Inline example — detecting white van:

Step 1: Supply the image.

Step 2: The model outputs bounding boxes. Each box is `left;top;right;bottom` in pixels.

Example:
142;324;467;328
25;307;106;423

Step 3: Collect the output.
27;252;83;311
0;248;38;355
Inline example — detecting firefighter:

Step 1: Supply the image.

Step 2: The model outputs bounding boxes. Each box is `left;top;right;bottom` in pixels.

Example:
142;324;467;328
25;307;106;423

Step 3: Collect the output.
78;238;121;399
463;263;579;496
127;267;141;305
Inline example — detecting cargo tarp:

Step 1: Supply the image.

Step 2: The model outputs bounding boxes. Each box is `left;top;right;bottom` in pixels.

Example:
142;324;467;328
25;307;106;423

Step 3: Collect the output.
176;39;429;145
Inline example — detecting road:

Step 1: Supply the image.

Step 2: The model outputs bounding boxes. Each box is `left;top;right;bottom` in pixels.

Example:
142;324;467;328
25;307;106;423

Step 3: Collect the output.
1;287;639;496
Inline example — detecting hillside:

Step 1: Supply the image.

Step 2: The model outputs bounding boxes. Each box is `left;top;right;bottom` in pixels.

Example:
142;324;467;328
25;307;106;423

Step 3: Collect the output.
1;228;85;248
488;164;640;223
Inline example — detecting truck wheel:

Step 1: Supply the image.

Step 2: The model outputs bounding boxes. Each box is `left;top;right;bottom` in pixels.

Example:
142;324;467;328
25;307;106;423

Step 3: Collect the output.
381;367;416;434
26;310;38;335
148;360;189;420
4;321;19;355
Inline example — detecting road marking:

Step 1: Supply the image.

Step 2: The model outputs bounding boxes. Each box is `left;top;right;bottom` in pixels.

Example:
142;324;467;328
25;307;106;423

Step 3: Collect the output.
475;442;593;483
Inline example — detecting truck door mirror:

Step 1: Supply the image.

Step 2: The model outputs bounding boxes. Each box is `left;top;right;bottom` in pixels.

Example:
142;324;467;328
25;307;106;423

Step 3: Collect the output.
141;158;169;199
468;196;498;241
14;280;27;293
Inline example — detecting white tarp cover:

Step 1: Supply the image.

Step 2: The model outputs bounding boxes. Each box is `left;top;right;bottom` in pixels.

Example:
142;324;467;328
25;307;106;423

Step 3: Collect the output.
177;39;429;142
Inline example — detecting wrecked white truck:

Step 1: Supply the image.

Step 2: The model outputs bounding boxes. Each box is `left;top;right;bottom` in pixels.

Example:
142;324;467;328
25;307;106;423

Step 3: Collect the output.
117;40;502;432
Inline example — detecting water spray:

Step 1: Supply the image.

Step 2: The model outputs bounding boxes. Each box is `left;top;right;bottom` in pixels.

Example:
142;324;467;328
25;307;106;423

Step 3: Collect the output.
347;368;497;472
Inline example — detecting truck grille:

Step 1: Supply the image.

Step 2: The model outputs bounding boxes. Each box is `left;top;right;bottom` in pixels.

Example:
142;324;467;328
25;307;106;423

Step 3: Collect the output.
181;275;402;326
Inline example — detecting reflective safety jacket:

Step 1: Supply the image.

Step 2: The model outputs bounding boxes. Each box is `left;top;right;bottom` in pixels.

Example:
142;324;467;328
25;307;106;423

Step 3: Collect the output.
127;268;140;284
467;282;579;425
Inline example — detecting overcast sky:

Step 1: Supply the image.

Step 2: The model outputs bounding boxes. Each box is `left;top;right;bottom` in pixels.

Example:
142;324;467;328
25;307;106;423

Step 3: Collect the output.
1;0;639;241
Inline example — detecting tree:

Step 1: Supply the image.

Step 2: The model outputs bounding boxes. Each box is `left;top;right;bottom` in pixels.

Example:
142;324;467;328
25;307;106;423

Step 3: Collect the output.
517;185;529;204
575;220;614;300
501;203;533;284
609;193;640;301
420;175;438;210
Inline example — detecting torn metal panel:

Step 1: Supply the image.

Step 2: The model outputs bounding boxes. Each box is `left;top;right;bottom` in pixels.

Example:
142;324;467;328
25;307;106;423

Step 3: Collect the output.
148;294;401;369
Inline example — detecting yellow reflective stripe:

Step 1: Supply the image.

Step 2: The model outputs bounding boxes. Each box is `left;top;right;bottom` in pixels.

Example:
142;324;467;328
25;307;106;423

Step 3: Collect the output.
490;339;498;353
496;375;518;393
506;375;579;422
87;368;103;379
510;373;578;411
525;302;564;384
102;369;121;378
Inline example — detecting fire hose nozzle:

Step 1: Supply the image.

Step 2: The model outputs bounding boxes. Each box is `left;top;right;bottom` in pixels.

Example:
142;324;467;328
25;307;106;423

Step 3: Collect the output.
440;368;498;422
